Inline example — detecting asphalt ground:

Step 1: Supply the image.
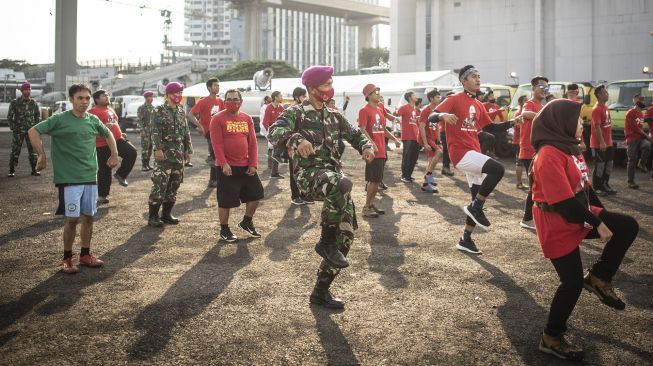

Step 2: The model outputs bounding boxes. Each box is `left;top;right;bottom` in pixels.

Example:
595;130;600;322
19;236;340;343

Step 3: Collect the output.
0;128;651;365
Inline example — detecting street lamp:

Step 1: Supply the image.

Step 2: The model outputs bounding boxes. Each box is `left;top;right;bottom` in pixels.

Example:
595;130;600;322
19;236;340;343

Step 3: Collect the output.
643;66;652;79
509;71;519;85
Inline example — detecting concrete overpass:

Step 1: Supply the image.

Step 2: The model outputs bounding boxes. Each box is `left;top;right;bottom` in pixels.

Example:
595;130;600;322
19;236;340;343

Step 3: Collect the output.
237;0;389;60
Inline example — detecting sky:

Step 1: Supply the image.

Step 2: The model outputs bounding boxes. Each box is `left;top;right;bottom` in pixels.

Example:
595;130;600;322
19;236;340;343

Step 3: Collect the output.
1;0;390;66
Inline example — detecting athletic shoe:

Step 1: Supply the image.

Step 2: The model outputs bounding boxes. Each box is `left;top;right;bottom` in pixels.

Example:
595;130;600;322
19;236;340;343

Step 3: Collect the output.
441;167;454;176
141;166;151;172
270;173;285;179
628;181;639;189
425;174;437;186
538;333;584;361
113;173;128;187
463;204;491;230
594;188;608;197
362;206;379;218
516;182;529;190
583;271;625;310
31;170;41;176
238;220;262;238
519;219;536;230
7;171;15;177
185;162;193;167
291;197;306;205
302;197;315;205
79;254;104;267
421;183;438;193
400;177;412;183
62;258;79;274
371;204;385;215
379;182;388;190
603;183;617;195
97;196;109;205
220;228;238;243
456;236;482;254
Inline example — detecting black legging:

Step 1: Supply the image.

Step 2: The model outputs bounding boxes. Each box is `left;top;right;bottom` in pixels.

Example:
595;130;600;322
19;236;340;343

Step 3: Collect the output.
545;210;638;336
465;158;505;227
521;159;533;221
97;139;137;197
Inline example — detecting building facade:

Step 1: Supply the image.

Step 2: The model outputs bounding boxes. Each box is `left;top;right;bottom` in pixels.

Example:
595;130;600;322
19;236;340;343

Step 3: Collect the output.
390;0;653;83
185;0;384;72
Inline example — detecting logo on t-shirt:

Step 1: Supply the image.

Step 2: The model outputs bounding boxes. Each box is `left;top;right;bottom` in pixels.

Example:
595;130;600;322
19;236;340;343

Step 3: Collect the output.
461;105;477;131
410;110;417;125
603;110;612;128
226;121;249;133
210;105;221;116
572;155;589;190
373;113;384;132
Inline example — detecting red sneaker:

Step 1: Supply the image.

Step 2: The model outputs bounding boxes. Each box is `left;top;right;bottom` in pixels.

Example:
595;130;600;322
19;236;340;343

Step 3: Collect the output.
79;254;104;267
62;258;79;274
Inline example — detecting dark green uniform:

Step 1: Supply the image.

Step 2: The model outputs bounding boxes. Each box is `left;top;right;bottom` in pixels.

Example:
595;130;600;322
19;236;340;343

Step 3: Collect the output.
137;102;154;166
7;97;40;173
149;102;193;205
269;102;371;277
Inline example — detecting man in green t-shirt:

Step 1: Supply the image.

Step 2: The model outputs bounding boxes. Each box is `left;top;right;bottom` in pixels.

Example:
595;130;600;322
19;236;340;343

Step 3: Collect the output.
28;84;119;274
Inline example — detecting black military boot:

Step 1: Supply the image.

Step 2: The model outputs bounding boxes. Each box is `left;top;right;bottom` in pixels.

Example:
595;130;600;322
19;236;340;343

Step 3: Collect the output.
160;202;179;224
148;204;164;227
314;226;349;268
8;167;15;177
30;162;40;176
310;271;345;309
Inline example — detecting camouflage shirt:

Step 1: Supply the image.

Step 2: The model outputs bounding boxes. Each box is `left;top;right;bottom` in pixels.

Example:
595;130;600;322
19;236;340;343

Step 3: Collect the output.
268;101;372;172
8;97;40;132
151;102;193;164
137;103;154;129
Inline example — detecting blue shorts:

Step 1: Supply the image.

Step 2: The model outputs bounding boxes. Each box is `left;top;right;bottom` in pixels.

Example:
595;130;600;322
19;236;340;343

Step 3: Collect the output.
63;184;98;217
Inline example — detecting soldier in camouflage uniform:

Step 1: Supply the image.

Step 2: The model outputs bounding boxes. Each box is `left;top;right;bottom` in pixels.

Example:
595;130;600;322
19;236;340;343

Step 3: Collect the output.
268;65;374;309
7;82;41;177
147;82;193;227
137;90;155;171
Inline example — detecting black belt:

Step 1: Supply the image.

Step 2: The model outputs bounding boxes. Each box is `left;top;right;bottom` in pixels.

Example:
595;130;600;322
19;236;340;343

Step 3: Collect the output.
534;201;556;212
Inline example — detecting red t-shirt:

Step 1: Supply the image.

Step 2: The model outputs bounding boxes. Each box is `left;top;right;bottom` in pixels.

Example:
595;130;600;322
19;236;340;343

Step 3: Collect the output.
589;103;613;148
190;96;224;137
434;91;492;166
418;104;439;144
483;102;502;121
88;106;123;147
397;104;418;141
519;99;543;159
624;108;646;144
210;110;258;168
358;104;387;159
512;107;522;145
532;146;602;259
646;106;653;138
263;103;285;129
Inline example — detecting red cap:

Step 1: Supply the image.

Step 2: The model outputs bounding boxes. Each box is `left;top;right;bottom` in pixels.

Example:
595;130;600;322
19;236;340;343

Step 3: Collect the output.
362;83;379;97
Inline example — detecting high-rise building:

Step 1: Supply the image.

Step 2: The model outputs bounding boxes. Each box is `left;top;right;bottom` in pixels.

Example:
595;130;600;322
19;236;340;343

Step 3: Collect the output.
183;0;388;72
390;0;653;83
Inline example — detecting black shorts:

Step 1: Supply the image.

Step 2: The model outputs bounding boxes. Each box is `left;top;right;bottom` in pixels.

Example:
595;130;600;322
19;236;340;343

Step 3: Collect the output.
216;166;264;208
365;158;385;183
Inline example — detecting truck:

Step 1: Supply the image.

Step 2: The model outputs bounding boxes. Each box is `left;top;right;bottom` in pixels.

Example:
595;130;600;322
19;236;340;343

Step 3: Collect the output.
606;79;653;154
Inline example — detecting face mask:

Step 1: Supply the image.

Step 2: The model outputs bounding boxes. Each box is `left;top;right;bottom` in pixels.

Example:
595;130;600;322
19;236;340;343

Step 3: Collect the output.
313;87;335;103
225;101;241;113
636;102;646;109
169;94;183;105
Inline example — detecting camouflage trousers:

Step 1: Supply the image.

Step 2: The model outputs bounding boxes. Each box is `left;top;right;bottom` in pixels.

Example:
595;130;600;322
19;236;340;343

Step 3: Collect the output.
9;130;36;171
296;166;356;276
149;161;184;205
140;125;152;164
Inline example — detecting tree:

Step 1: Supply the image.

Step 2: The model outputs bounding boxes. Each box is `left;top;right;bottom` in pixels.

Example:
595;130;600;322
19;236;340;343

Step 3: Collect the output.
214;60;300;81
359;48;389;69
0;59;32;70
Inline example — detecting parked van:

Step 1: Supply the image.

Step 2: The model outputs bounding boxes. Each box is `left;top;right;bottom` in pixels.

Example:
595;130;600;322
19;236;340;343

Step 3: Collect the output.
606;79;653;151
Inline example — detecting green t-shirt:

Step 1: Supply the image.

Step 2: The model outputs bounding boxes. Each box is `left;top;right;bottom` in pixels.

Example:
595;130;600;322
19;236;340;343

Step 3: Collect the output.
34;110;110;185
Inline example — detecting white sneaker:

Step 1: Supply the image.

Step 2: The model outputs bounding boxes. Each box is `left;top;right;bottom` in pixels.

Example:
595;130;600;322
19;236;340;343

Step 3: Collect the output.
520;220;536;230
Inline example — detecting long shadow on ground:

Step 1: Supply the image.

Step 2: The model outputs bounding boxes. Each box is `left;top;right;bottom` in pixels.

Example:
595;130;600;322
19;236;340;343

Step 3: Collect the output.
310;305;359;365
0;188;212;346
264;203;314;262
128;240;253;360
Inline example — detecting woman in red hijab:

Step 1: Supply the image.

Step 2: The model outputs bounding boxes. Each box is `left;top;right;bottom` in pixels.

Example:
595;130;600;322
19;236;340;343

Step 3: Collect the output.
530;99;639;361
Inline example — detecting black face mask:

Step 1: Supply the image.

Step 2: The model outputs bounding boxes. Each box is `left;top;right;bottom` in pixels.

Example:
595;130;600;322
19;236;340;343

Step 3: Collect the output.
636;102;646;109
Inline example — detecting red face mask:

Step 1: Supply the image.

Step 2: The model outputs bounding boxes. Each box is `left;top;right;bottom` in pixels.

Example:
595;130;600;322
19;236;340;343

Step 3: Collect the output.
313;87;335;103
169;94;183;105
225;101;241;113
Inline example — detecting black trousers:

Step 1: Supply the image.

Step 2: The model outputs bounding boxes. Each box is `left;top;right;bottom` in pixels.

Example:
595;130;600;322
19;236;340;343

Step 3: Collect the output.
521;159;533;221
440;132;451;168
545;210;638;336
401;140;420;179
97;139;137;197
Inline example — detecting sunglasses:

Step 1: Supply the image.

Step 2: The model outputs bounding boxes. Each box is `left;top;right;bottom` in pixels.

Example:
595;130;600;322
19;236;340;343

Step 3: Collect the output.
536;85;549;92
